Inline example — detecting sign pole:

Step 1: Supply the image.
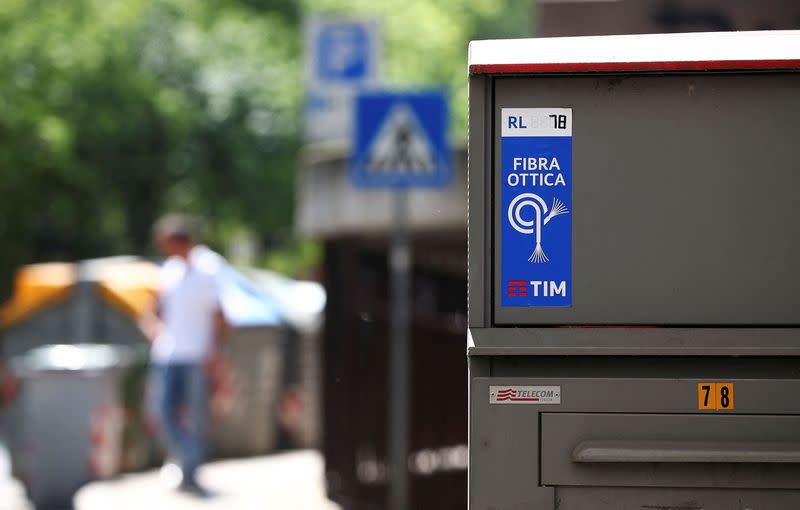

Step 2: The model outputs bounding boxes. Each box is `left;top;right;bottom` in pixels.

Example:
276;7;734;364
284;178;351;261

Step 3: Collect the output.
351;90;450;510
389;188;410;510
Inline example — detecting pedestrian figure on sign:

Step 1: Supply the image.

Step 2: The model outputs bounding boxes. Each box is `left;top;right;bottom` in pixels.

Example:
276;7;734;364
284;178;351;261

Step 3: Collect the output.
365;106;436;174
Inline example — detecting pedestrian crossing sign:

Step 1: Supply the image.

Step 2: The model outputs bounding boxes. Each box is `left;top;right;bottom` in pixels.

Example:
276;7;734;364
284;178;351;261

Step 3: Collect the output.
351;91;451;188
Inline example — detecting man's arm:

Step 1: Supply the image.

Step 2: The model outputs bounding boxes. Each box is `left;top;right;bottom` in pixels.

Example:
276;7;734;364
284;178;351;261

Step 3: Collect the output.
137;295;162;344
213;307;231;350
203;306;230;374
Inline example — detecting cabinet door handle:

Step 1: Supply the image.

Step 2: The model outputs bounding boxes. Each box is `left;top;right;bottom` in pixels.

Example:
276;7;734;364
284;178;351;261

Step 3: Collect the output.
573;440;800;463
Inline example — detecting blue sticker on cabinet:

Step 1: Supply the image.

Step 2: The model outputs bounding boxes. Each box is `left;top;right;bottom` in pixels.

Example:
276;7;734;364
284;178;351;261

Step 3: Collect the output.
500;108;572;307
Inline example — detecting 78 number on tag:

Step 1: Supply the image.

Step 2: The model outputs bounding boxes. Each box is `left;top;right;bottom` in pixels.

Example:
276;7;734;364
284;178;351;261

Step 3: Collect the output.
549;114;568;129
697;382;734;410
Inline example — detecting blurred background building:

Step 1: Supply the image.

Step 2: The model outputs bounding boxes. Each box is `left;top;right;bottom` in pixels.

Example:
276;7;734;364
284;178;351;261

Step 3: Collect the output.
538;0;800;37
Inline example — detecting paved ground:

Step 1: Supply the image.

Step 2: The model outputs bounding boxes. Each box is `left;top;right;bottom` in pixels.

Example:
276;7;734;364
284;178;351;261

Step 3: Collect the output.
74;450;339;510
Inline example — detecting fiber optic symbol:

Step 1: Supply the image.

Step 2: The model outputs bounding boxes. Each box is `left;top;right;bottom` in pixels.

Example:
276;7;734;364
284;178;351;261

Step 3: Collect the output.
507;193;569;263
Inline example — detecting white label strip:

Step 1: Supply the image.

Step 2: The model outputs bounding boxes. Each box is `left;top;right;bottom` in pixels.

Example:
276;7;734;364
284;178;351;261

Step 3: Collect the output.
501;108;572;137
489;385;562;405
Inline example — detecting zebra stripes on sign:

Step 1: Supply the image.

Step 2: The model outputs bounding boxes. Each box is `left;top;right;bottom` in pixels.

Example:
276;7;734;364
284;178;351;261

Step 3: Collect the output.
364;105;437;175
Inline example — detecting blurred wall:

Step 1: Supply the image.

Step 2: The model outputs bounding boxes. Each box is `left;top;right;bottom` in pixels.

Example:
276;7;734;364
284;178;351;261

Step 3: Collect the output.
296;146;467;238
538;0;800;37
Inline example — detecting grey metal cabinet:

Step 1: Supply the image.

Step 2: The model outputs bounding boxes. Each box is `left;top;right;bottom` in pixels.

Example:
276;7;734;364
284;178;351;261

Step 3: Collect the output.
467;31;800;510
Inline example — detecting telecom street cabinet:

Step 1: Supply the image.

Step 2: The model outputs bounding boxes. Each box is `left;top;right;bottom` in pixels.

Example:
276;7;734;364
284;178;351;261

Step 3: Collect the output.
467;31;800;510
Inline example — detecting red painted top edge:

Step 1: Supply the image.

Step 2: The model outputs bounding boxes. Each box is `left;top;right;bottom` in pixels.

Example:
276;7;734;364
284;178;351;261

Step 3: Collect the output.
469;59;800;75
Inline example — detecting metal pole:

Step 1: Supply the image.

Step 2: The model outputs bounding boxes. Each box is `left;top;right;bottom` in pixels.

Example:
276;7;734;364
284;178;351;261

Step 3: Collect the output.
389;189;411;510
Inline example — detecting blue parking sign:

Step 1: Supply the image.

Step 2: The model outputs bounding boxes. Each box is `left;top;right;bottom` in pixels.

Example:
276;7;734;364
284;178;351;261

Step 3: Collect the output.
315;22;371;82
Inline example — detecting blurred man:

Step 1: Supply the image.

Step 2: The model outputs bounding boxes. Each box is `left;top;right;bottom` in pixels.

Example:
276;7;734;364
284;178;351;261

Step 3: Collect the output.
139;214;229;493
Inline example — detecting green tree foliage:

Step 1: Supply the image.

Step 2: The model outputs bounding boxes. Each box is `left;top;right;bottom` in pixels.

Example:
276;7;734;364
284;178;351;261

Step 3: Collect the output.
0;0;531;292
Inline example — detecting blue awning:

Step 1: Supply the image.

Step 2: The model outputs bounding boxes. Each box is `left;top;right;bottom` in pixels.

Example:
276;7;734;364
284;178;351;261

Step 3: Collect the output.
217;266;283;328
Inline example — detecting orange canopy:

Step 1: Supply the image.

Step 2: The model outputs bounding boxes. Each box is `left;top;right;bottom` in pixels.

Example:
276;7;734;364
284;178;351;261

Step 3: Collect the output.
0;263;76;328
0;259;162;329
95;260;160;319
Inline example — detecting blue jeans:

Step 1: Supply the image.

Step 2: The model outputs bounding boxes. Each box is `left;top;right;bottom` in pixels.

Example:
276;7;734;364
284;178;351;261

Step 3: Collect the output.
150;363;209;483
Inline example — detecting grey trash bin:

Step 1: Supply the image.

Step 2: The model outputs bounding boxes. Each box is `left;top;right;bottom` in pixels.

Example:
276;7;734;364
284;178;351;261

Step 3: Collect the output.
6;344;131;509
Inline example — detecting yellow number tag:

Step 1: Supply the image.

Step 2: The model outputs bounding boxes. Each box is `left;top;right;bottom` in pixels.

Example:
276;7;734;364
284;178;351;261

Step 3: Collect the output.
697;383;715;410
697;382;734;411
716;382;734;410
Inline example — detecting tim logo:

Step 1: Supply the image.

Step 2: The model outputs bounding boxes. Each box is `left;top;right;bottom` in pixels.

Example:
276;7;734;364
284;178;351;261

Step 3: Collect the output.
506;279;567;298
507;280;527;297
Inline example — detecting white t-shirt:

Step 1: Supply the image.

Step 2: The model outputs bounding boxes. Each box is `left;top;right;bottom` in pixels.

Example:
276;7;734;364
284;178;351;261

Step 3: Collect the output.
151;246;225;364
